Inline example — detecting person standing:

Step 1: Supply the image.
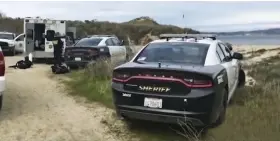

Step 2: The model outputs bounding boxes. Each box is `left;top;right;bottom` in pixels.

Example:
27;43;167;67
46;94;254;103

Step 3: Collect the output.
52;32;64;66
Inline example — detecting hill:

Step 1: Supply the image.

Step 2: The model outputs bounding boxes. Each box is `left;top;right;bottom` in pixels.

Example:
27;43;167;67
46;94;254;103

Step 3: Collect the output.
0;14;199;45
123;16;159;26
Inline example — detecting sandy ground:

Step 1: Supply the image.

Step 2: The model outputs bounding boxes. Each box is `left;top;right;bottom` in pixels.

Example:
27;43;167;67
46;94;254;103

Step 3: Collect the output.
0;56;125;141
232;45;280;86
233;45;280;53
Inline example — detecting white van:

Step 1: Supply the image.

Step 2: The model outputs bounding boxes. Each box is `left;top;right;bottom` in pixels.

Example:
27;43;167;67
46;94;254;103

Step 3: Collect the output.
22;17;76;60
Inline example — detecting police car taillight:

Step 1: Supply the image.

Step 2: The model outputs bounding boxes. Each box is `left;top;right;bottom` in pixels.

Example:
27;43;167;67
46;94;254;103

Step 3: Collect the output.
183;78;212;88
112;72;131;82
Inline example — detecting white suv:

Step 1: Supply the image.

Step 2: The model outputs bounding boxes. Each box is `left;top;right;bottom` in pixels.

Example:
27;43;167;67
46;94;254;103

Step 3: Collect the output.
0;32;25;56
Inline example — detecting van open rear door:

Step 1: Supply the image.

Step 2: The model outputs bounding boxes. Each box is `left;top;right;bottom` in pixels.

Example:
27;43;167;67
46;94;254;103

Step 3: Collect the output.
25;23;34;54
66;27;76;39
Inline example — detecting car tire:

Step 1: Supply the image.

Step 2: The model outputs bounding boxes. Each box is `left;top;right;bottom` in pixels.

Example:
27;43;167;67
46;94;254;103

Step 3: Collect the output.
10;48;16;56
238;69;246;87
211;88;228;127
0;95;3;111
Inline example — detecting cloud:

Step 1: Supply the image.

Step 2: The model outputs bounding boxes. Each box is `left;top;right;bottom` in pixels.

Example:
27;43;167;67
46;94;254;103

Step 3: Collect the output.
0;1;279;32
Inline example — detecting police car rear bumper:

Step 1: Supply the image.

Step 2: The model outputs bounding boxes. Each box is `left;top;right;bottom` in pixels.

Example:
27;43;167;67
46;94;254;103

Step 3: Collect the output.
65;61;88;67
65;60;95;67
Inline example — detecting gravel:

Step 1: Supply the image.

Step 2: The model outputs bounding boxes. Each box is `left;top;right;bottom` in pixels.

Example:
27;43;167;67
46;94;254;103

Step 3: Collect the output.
0;56;123;141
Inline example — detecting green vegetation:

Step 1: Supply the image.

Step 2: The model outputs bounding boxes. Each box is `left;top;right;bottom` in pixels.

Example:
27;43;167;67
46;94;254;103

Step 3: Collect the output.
206;55;280;141
123;16;160;25
67;17;199;45
65;53;280;141
65;59;114;108
0;13;199;45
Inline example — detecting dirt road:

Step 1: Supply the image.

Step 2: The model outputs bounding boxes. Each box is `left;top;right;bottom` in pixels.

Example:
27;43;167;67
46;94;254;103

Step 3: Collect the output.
0;56;123;141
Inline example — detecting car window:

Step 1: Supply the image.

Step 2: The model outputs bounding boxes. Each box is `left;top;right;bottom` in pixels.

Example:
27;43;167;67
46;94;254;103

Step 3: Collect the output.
216;45;225;62
105;38;114;46
0;33;14;40
26;30;33;39
74;38;102;46
111;38;120;46
218;43;231;57
134;42;210;65
223;43;233;56
15;35;24;41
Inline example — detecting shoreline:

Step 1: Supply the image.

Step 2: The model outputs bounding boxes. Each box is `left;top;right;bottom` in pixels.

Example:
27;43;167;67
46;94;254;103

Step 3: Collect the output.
132;44;280;54
233;44;280;54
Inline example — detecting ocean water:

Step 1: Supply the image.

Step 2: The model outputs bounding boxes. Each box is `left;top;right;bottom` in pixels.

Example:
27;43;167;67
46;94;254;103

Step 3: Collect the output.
217;35;280;45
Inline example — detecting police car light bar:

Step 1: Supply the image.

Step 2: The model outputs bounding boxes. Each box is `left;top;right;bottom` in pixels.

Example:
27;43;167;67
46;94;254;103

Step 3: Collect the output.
159;33;217;41
89;35;117;37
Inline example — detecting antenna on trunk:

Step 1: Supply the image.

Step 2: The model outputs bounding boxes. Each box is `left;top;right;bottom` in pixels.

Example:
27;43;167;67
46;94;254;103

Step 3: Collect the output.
158;62;161;68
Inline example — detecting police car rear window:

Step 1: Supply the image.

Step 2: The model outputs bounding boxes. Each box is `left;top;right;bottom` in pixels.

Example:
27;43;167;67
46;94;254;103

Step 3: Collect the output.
74;38;102;46
134;42;210;65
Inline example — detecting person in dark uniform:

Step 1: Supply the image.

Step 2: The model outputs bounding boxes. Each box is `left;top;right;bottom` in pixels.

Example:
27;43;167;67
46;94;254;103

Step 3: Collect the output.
52;32;64;66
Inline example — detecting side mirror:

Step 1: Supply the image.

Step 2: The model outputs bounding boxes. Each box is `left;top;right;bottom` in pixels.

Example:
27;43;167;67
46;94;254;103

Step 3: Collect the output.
120;40;124;46
232;52;243;60
225;42;233;51
46;30;55;41
228;46;233;51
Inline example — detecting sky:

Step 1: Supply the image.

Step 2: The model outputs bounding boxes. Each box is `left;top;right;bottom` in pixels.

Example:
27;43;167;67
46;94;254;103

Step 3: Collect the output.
0;1;280;32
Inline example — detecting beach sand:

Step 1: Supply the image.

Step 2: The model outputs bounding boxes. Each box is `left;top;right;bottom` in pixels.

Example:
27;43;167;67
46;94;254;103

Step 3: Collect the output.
233;44;280;53
233;44;280;86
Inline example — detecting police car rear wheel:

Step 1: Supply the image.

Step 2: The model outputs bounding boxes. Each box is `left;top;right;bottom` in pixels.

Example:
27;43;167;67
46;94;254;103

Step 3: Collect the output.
211;88;228;127
238;69;246;87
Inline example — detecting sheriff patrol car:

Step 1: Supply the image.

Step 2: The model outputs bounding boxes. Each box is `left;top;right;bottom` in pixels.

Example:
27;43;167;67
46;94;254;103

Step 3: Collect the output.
111;34;246;128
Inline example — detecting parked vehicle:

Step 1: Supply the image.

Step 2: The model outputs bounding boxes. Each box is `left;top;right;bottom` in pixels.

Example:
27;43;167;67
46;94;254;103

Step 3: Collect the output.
111;34;245;127
64;35;126;68
23;17;75;60
0;32;24;55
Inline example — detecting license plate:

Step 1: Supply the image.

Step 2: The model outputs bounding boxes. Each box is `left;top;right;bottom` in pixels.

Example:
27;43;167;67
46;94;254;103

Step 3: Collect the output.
144;98;162;108
75;57;81;61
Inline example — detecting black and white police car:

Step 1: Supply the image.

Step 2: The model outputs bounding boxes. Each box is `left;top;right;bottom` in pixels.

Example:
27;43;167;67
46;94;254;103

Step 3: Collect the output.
64;35;127;68
111;34;245;127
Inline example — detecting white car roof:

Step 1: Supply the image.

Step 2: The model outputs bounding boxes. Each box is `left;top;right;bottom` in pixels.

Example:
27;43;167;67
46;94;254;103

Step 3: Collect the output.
82;36;117;46
0;32;14;34
89;36;113;40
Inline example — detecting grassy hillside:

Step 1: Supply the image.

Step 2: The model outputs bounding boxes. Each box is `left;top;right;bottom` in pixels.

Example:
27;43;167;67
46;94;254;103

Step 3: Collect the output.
123;16;159;25
0;14;199;45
